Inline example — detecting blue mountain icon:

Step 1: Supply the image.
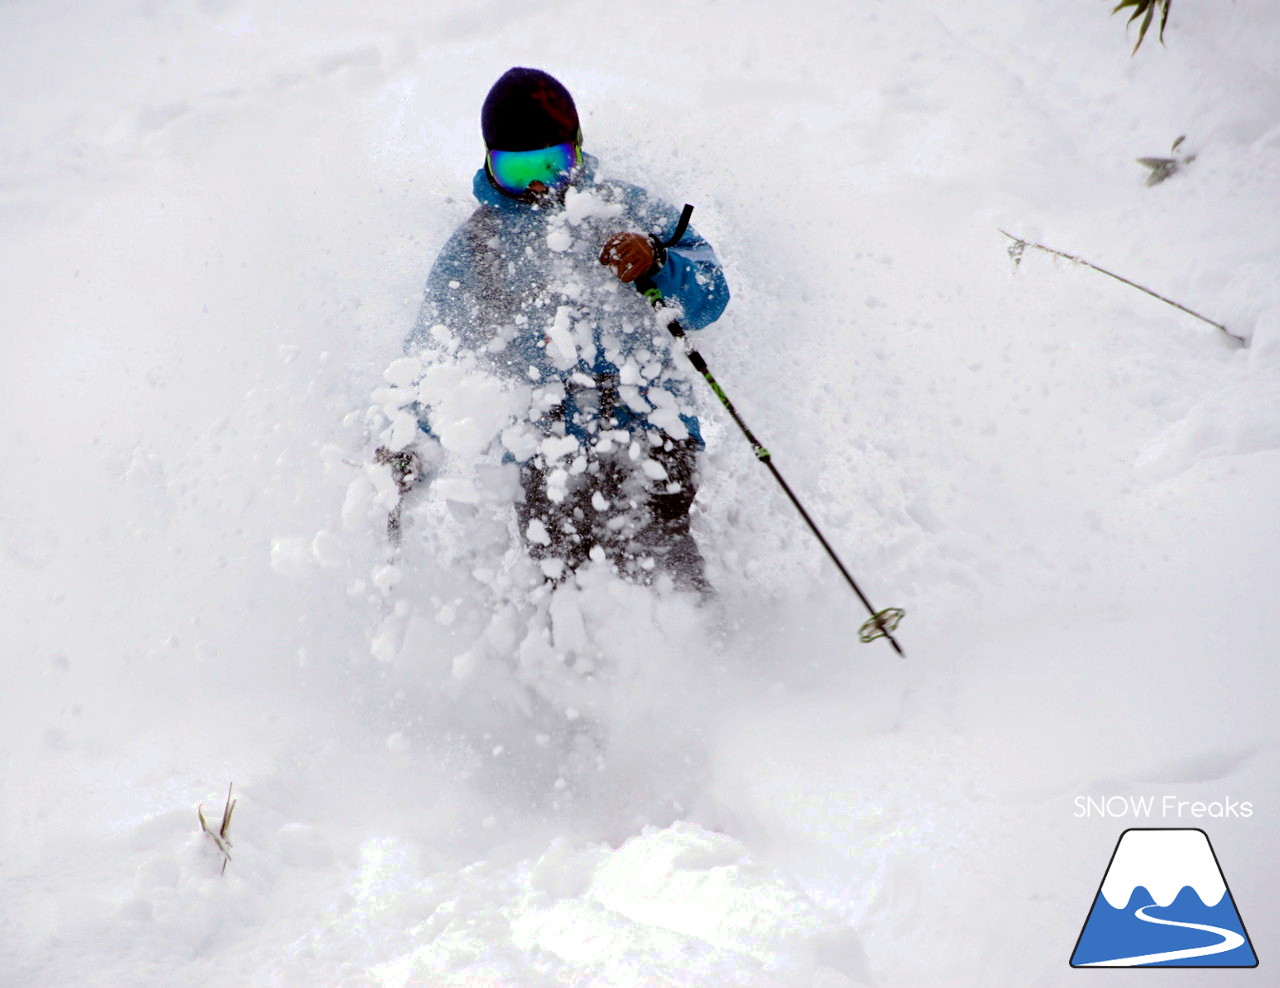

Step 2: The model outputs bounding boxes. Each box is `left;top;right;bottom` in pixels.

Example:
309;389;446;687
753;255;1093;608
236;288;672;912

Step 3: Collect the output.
1071;828;1257;967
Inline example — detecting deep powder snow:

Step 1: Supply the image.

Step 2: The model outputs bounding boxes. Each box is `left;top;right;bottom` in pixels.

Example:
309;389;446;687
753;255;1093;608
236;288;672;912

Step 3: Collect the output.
3;2;1278;985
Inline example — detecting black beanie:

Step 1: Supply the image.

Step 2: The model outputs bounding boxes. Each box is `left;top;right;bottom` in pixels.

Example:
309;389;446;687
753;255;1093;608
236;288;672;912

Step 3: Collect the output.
481;68;579;151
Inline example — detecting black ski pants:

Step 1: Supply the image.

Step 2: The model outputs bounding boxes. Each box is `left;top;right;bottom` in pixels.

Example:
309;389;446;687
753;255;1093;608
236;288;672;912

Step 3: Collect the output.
514;436;710;594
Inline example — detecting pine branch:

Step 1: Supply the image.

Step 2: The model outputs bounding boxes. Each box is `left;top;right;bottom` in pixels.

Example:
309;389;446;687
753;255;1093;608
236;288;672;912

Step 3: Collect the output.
1110;0;1172;54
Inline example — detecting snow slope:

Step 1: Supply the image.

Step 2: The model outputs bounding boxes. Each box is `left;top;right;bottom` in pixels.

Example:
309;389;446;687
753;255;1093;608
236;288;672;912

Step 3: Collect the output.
3;1;1278;984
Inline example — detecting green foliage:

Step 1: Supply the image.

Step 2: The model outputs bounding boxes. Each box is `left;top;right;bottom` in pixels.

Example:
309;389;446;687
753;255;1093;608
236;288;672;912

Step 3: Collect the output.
1111;0;1171;53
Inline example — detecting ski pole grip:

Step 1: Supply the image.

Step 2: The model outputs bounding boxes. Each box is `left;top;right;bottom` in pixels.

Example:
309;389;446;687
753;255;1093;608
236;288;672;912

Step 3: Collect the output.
657;204;694;249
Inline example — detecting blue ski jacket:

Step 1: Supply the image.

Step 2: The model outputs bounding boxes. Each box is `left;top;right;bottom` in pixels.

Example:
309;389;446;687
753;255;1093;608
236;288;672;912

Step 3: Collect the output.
404;156;729;455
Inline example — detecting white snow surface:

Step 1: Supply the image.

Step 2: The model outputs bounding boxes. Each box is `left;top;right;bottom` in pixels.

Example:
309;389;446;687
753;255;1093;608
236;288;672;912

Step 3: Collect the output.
3;1;1279;985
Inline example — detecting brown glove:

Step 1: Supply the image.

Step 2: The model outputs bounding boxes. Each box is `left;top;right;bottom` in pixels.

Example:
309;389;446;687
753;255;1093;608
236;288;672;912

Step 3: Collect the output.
600;232;663;284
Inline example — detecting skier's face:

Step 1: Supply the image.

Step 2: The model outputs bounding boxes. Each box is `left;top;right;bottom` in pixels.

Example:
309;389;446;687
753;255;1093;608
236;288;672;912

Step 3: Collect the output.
506;177;569;207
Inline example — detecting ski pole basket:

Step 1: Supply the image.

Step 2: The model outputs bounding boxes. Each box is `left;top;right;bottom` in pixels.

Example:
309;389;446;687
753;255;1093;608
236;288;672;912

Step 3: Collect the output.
858;607;906;645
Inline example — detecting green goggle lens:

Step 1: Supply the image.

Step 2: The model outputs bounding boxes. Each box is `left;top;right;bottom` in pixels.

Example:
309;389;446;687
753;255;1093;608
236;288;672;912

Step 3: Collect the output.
487;142;579;194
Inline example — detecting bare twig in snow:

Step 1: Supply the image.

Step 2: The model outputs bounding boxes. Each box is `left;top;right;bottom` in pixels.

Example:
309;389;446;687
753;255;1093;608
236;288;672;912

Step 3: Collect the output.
198;782;238;874
998;229;1245;346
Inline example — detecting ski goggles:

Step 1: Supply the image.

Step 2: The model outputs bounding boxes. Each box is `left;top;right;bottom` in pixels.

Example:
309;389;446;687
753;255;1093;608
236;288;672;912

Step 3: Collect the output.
486;141;579;195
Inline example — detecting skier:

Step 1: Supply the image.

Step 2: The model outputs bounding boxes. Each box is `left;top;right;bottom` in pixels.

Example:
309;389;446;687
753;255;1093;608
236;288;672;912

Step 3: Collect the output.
395;67;730;593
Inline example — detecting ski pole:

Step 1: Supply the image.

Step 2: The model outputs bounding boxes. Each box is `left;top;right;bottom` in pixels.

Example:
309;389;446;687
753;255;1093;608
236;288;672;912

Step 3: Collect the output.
635;205;906;657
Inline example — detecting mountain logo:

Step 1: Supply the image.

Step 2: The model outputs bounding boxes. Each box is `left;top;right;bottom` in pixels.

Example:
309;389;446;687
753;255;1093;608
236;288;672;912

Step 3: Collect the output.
1070;828;1257;968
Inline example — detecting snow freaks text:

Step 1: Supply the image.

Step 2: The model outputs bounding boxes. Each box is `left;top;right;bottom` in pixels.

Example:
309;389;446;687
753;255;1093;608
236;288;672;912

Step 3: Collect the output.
1073;796;1254;820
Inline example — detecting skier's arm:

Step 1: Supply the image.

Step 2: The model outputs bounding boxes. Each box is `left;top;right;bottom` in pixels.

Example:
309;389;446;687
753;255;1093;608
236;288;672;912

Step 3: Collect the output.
604;185;730;331
647;220;730;331
401;217;482;442
599;220;729;330
404;222;476;355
